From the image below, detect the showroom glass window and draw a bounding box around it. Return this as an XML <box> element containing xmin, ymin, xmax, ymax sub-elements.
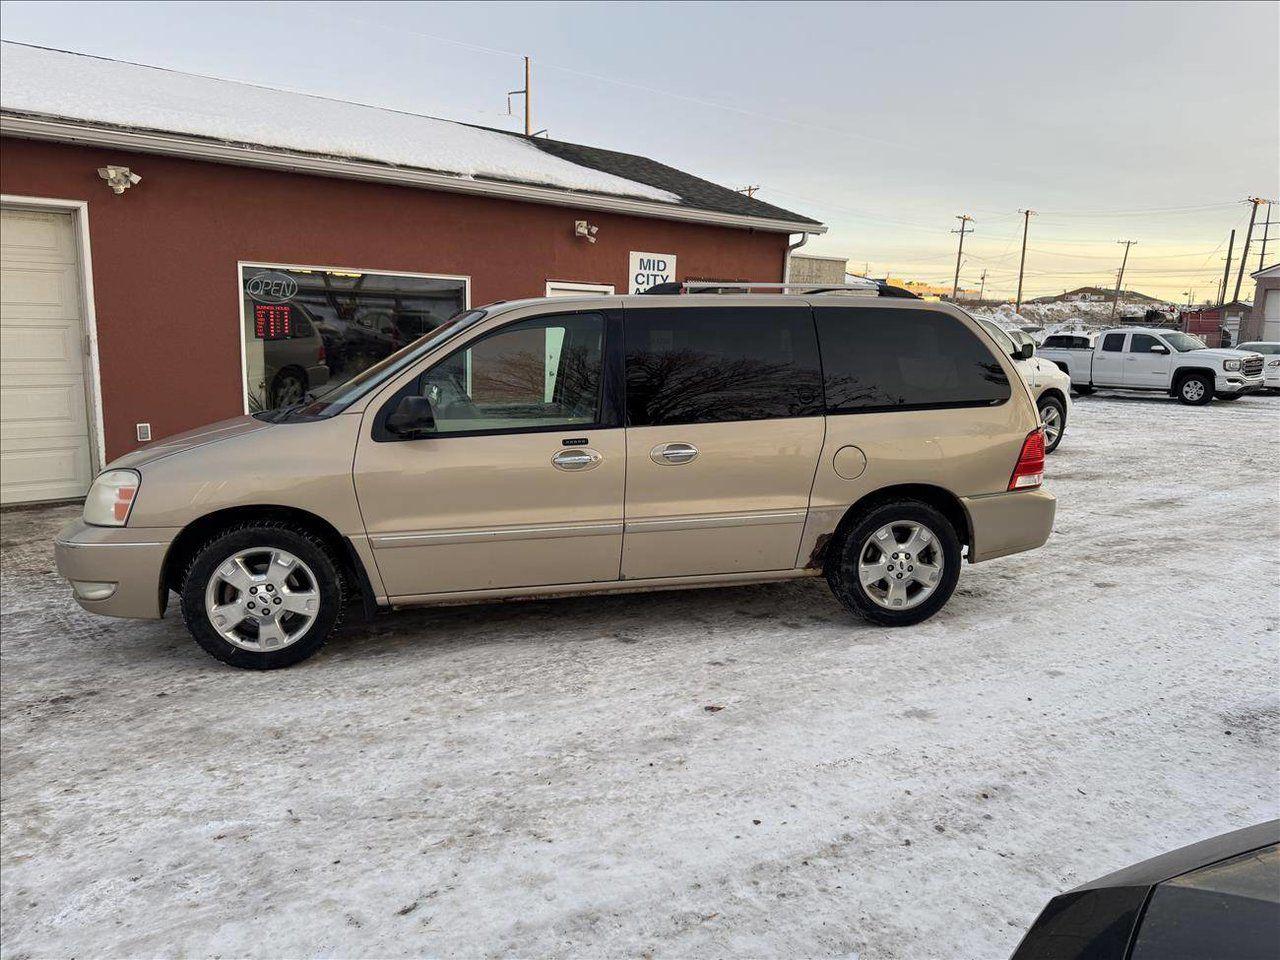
<box><xmin>624</xmin><ymin>307</ymin><xmax>823</xmax><ymax>426</ymax></box>
<box><xmin>240</xmin><ymin>265</ymin><xmax>467</xmax><ymax>411</ymax></box>
<box><xmin>814</xmin><ymin>307</ymin><xmax>1010</xmax><ymax>413</ymax></box>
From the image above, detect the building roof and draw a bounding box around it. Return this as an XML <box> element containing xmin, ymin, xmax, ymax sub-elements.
<box><xmin>0</xmin><ymin>41</ymin><xmax>823</xmax><ymax>234</ymax></box>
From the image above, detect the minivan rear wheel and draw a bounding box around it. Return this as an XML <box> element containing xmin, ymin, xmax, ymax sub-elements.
<box><xmin>179</xmin><ymin>523</ymin><xmax>344</xmax><ymax>669</ymax></box>
<box><xmin>827</xmin><ymin>500</ymin><xmax>962</xmax><ymax>627</ymax></box>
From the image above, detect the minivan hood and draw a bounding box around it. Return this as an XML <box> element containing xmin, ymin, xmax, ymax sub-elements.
<box><xmin>109</xmin><ymin>416</ymin><xmax>271</xmax><ymax>471</ymax></box>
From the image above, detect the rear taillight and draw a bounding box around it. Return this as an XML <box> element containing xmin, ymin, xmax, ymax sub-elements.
<box><xmin>317</xmin><ymin>343</ymin><xmax>326</xmax><ymax>363</ymax></box>
<box><xmin>1008</xmin><ymin>428</ymin><xmax>1045</xmax><ymax>490</ymax></box>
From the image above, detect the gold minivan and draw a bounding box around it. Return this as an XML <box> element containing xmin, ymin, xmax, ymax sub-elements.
<box><xmin>55</xmin><ymin>287</ymin><xmax>1055</xmax><ymax>669</ymax></box>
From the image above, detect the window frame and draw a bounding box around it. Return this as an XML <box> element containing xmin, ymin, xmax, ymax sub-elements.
<box><xmin>815</xmin><ymin>304</ymin><xmax>1012</xmax><ymax>417</ymax></box>
<box><xmin>371</xmin><ymin>309</ymin><xmax>624</xmax><ymax>442</ymax></box>
<box><xmin>237</xmin><ymin>260</ymin><xmax>471</xmax><ymax>415</ymax></box>
<box><xmin>1101</xmin><ymin>332</ymin><xmax>1128</xmax><ymax>352</ymax></box>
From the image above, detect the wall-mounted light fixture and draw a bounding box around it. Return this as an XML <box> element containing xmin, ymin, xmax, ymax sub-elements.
<box><xmin>574</xmin><ymin>220</ymin><xmax>598</xmax><ymax>244</ymax></box>
<box><xmin>98</xmin><ymin>165</ymin><xmax>141</xmax><ymax>195</ymax></box>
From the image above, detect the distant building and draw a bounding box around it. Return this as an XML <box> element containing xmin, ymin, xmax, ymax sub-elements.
<box><xmin>884</xmin><ymin>277</ymin><xmax>980</xmax><ymax>301</ymax></box>
<box><xmin>1245</xmin><ymin>264</ymin><xmax>1279</xmax><ymax>341</ymax></box>
<box><xmin>1180</xmin><ymin>301</ymin><xmax>1252</xmax><ymax>348</ymax></box>
<box><xmin>788</xmin><ymin>253</ymin><xmax>848</xmax><ymax>285</ymax></box>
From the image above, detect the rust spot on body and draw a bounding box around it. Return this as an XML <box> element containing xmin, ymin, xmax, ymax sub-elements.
<box><xmin>806</xmin><ymin>533</ymin><xmax>833</xmax><ymax>570</ymax></box>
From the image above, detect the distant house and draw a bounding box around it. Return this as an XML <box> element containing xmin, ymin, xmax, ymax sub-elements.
<box><xmin>788</xmin><ymin>253</ymin><xmax>848</xmax><ymax>285</ymax></box>
<box><xmin>1180</xmin><ymin>301</ymin><xmax>1252</xmax><ymax>348</ymax></box>
<box><xmin>1245</xmin><ymin>264</ymin><xmax>1280</xmax><ymax>341</ymax></box>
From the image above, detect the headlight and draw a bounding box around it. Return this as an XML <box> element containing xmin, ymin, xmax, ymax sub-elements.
<box><xmin>1222</xmin><ymin>359</ymin><xmax>1240</xmax><ymax>372</ymax></box>
<box><xmin>84</xmin><ymin>469</ymin><xmax>141</xmax><ymax>526</ymax></box>
<box><xmin>1268</xmin><ymin>359</ymin><xmax>1280</xmax><ymax>367</ymax></box>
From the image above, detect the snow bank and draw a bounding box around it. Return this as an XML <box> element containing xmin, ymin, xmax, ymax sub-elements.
<box><xmin>0</xmin><ymin>43</ymin><xmax>679</xmax><ymax>203</ymax></box>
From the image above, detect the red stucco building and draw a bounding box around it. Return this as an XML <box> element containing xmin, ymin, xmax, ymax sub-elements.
<box><xmin>0</xmin><ymin>42</ymin><xmax>824</xmax><ymax>503</ymax></box>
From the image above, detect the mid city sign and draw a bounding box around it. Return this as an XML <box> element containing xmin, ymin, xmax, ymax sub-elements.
<box><xmin>629</xmin><ymin>251</ymin><xmax>677</xmax><ymax>294</ymax></box>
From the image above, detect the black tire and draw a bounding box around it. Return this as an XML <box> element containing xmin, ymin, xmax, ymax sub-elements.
<box><xmin>270</xmin><ymin>368</ymin><xmax>306</xmax><ymax>408</ymax></box>
<box><xmin>1176</xmin><ymin>372</ymin><xmax>1214</xmax><ymax>405</ymax></box>
<box><xmin>1072</xmin><ymin>384</ymin><xmax>1094</xmax><ymax>396</ymax></box>
<box><xmin>826</xmin><ymin>500</ymin><xmax>962</xmax><ymax>627</ymax></box>
<box><xmin>1214</xmin><ymin>392</ymin><xmax>1242</xmax><ymax>401</ymax></box>
<box><xmin>179</xmin><ymin>522</ymin><xmax>345</xmax><ymax>669</ymax></box>
<box><xmin>1037</xmin><ymin>395</ymin><xmax>1067</xmax><ymax>454</ymax></box>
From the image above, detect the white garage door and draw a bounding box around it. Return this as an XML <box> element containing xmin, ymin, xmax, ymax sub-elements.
<box><xmin>1</xmin><ymin>207</ymin><xmax>95</xmax><ymax>504</ymax></box>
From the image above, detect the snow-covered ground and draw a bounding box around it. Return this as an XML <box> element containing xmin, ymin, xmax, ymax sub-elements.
<box><xmin>2</xmin><ymin>393</ymin><xmax>1277</xmax><ymax>959</ymax></box>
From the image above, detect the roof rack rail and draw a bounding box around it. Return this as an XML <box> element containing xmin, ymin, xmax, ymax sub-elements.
<box><xmin>639</xmin><ymin>280</ymin><xmax>920</xmax><ymax>299</ymax></box>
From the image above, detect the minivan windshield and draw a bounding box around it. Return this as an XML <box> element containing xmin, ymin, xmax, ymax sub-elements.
<box><xmin>1162</xmin><ymin>332</ymin><xmax>1207</xmax><ymax>353</ymax></box>
<box><xmin>258</xmin><ymin>308</ymin><xmax>488</xmax><ymax>421</ymax></box>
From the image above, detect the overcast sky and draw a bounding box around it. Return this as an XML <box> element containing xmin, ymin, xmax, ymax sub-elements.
<box><xmin>2</xmin><ymin>0</ymin><xmax>1276</xmax><ymax>301</ymax></box>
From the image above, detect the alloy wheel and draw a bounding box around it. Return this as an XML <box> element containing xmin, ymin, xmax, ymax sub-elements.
<box><xmin>204</xmin><ymin>547</ymin><xmax>321</xmax><ymax>652</ymax></box>
<box><xmin>1040</xmin><ymin>404</ymin><xmax>1062</xmax><ymax>447</ymax></box>
<box><xmin>857</xmin><ymin>521</ymin><xmax>945</xmax><ymax>610</ymax></box>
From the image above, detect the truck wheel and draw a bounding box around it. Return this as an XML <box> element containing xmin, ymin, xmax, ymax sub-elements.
<box><xmin>180</xmin><ymin>522</ymin><xmax>345</xmax><ymax>669</ymax></box>
<box><xmin>826</xmin><ymin>500</ymin><xmax>962</xmax><ymax>627</ymax></box>
<box><xmin>1176</xmin><ymin>373</ymin><xmax>1213</xmax><ymax>405</ymax></box>
<box><xmin>1038</xmin><ymin>396</ymin><xmax>1066</xmax><ymax>454</ymax></box>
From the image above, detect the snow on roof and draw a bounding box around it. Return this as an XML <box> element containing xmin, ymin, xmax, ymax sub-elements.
<box><xmin>0</xmin><ymin>42</ymin><xmax>679</xmax><ymax>204</ymax></box>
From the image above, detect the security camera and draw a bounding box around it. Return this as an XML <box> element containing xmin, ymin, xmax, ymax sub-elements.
<box><xmin>574</xmin><ymin>220</ymin><xmax>599</xmax><ymax>243</ymax></box>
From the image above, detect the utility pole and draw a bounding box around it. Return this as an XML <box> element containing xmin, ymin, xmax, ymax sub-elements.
<box><xmin>1233</xmin><ymin>197</ymin><xmax>1265</xmax><ymax>302</ymax></box>
<box><xmin>1111</xmin><ymin>240</ymin><xmax>1136</xmax><ymax>318</ymax></box>
<box><xmin>1219</xmin><ymin>229</ymin><xmax>1235</xmax><ymax>305</ymax></box>
<box><xmin>737</xmin><ymin>185</ymin><xmax>760</xmax><ymax>198</ymax></box>
<box><xmin>978</xmin><ymin>269</ymin><xmax>987</xmax><ymax>301</ymax></box>
<box><xmin>1015</xmin><ymin>209</ymin><xmax>1035</xmax><ymax>313</ymax></box>
<box><xmin>1258</xmin><ymin>201</ymin><xmax>1273</xmax><ymax>271</ymax></box>
<box><xmin>951</xmin><ymin>214</ymin><xmax>974</xmax><ymax>300</ymax></box>
<box><xmin>508</xmin><ymin>56</ymin><xmax>531</xmax><ymax>135</ymax></box>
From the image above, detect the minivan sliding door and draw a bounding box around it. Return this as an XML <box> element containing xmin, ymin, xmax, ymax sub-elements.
<box><xmin>620</xmin><ymin>305</ymin><xmax>825</xmax><ymax>579</ymax></box>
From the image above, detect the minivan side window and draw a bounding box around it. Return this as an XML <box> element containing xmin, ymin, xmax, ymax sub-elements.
<box><xmin>378</xmin><ymin>312</ymin><xmax>605</xmax><ymax>438</ymax></box>
<box><xmin>814</xmin><ymin>307</ymin><xmax>1010</xmax><ymax>414</ymax></box>
<box><xmin>1102</xmin><ymin>333</ymin><xmax>1126</xmax><ymax>352</ymax></box>
<box><xmin>624</xmin><ymin>307</ymin><xmax>823</xmax><ymax>426</ymax></box>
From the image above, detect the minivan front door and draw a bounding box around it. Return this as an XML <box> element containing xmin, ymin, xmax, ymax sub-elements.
<box><xmin>354</xmin><ymin>311</ymin><xmax>625</xmax><ymax>597</ymax></box>
<box><xmin>620</xmin><ymin>305</ymin><xmax>825</xmax><ymax>580</ymax></box>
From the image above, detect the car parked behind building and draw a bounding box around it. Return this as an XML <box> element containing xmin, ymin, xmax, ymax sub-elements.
<box><xmin>55</xmin><ymin>287</ymin><xmax>1055</xmax><ymax>669</ymax></box>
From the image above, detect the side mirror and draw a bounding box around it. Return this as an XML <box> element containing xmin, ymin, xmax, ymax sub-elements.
<box><xmin>1015</xmin><ymin>342</ymin><xmax>1035</xmax><ymax>361</ymax></box>
<box><xmin>1150</xmin><ymin>344</ymin><xmax>1169</xmax><ymax>354</ymax></box>
<box><xmin>385</xmin><ymin>394</ymin><xmax>435</xmax><ymax>438</ymax></box>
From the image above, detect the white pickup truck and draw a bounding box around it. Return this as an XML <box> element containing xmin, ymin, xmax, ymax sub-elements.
<box><xmin>1038</xmin><ymin>327</ymin><xmax>1266</xmax><ymax>406</ymax></box>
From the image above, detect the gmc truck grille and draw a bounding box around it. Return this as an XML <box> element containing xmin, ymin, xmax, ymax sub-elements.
<box><xmin>1243</xmin><ymin>356</ymin><xmax>1264</xmax><ymax>377</ymax></box>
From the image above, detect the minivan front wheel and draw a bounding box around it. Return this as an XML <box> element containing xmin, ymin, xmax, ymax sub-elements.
<box><xmin>180</xmin><ymin>523</ymin><xmax>344</xmax><ymax>669</ymax></box>
<box><xmin>827</xmin><ymin>501</ymin><xmax>962</xmax><ymax>627</ymax></box>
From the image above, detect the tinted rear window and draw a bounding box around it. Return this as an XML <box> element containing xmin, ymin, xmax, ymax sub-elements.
<box><xmin>1102</xmin><ymin>333</ymin><xmax>1126</xmax><ymax>352</ymax></box>
<box><xmin>624</xmin><ymin>307</ymin><xmax>823</xmax><ymax>426</ymax></box>
<box><xmin>814</xmin><ymin>307</ymin><xmax>1010</xmax><ymax>414</ymax></box>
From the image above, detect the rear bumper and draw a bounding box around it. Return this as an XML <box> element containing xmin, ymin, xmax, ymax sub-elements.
<box><xmin>54</xmin><ymin>519</ymin><xmax>177</xmax><ymax>619</ymax></box>
<box><xmin>962</xmin><ymin>489</ymin><xmax>1056</xmax><ymax>563</ymax></box>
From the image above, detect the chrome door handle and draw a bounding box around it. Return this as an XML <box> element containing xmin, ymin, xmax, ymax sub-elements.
<box><xmin>552</xmin><ymin>448</ymin><xmax>602</xmax><ymax>471</ymax></box>
<box><xmin>650</xmin><ymin>442</ymin><xmax>699</xmax><ymax>465</ymax></box>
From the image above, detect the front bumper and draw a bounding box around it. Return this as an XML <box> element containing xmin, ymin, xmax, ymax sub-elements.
<box><xmin>1215</xmin><ymin>373</ymin><xmax>1265</xmax><ymax>394</ymax></box>
<box><xmin>54</xmin><ymin>519</ymin><xmax>178</xmax><ymax>619</ymax></box>
<box><xmin>962</xmin><ymin>489</ymin><xmax>1057</xmax><ymax>563</ymax></box>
